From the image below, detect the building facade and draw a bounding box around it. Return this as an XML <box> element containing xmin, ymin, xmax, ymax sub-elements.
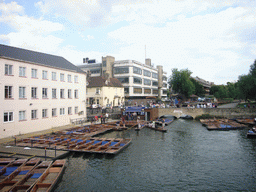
<box><xmin>78</xmin><ymin>56</ymin><xmax>168</xmax><ymax>104</ymax></box>
<box><xmin>0</xmin><ymin>44</ymin><xmax>87</xmax><ymax>139</ymax></box>
<box><xmin>87</xmin><ymin>76</ymin><xmax>124</xmax><ymax>107</ymax></box>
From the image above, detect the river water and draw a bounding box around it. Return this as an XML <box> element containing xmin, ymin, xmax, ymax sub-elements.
<box><xmin>55</xmin><ymin>119</ymin><xmax>256</xmax><ymax>192</ymax></box>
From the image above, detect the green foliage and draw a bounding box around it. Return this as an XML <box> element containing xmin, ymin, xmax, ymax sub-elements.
<box><xmin>190</xmin><ymin>78</ymin><xmax>205</xmax><ymax>96</ymax></box>
<box><xmin>169</xmin><ymin>68</ymin><xmax>195</xmax><ymax>98</ymax></box>
<box><xmin>195</xmin><ymin>114</ymin><xmax>224</xmax><ymax>121</ymax></box>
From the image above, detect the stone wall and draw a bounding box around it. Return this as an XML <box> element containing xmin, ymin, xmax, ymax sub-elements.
<box><xmin>159</xmin><ymin>108</ymin><xmax>256</xmax><ymax>119</ymax></box>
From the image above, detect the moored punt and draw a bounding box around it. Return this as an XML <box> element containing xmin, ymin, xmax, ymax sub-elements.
<box><xmin>29</xmin><ymin>159</ymin><xmax>66</xmax><ymax>192</ymax></box>
<box><xmin>73</xmin><ymin>138</ymin><xmax>97</xmax><ymax>151</ymax></box>
<box><xmin>0</xmin><ymin>158</ymin><xmax>41</xmax><ymax>191</ymax></box>
<box><xmin>9</xmin><ymin>161</ymin><xmax>52</xmax><ymax>192</ymax></box>
<box><xmin>92</xmin><ymin>139</ymin><xmax>123</xmax><ymax>154</ymax></box>
<box><xmin>105</xmin><ymin>139</ymin><xmax>132</xmax><ymax>155</ymax></box>
<box><xmin>149</xmin><ymin>126</ymin><xmax>167</xmax><ymax>132</ymax></box>
<box><xmin>0</xmin><ymin>158</ymin><xmax>16</xmax><ymax>172</ymax></box>
<box><xmin>77</xmin><ymin>138</ymin><xmax>108</xmax><ymax>152</ymax></box>
<box><xmin>247</xmin><ymin>129</ymin><xmax>256</xmax><ymax>138</ymax></box>
<box><xmin>236</xmin><ymin>118</ymin><xmax>255</xmax><ymax>126</ymax></box>
<box><xmin>83</xmin><ymin>138</ymin><xmax>115</xmax><ymax>153</ymax></box>
<box><xmin>0</xmin><ymin>159</ymin><xmax>28</xmax><ymax>183</ymax></box>
<box><xmin>201</xmin><ymin>119</ymin><xmax>248</xmax><ymax>130</ymax></box>
<box><xmin>135</xmin><ymin>122</ymin><xmax>146</xmax><ymax>131</ymax></box>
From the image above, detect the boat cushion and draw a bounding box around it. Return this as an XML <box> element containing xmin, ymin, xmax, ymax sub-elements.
<box><xmin>31</xmin><ymin>173</ymin><xmax>43</xmax><ymax>178</ymax></box>
<box><xmin>110</xmin><ymin>142</ymin><xmax>118</xmax><ymax>146</ymax></box>
<box><xmin>19</xmin><ymin>170</ymin><xmax>29</xmax><ymax>175</ymax></box>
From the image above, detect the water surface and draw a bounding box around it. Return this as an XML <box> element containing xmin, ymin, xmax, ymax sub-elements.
<box><xmin>55</xmin><ymin>119</ymin><xmax>256</xmax><ymax>191</ymax></box>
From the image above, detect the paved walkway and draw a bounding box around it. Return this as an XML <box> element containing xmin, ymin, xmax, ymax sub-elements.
<box><xmin>218</xmin><ymin>102</ymin><xmax>239</xmax><ymax>108</ymax></box>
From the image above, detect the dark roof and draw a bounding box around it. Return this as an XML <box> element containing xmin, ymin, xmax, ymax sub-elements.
<box><xmin>0</xmin><ymin>44</ymin><xmax>85</xmax><ymax>73</ymax></box>
<box><xmin>87</xmin><ymin>76</ymin><xmax>123</xmax><ymax>88</ymax></box>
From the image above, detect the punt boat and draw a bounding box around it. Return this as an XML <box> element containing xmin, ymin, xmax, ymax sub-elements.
<box><xmin>79</xmin><ymin>138</ymin><xmax>108</xmax><ymax>152</ymax></box>
<box><xmin>0</xmin><ymin>158</ymin><xmax>16</xmax><ymax>172</ymax></box>
<box><xmin>9</xmin><ymin>161</ymin><xmax>52</xmax><ymax>192</ymax></box>
<box><xmin>29</xmin><ymin>159</ymin><xmax>66</xmax><ymax>192</ymax></box>
<box><xmin>92</xmin><ymin>139</ymin><xmax>123</xmax><ymax>154</ymax></box>
<box><xmin>83</xmin><ymin>138</ymin><xmax>115</xmax><ymax>153</ymax></box>
<box><xmin>0</xmin><ymin>158</ymin><xmax>41</xmax><ymax>191</ymax></box>
<box><xmin>247</xmin><ymin>129</ymin><xmax>256</xmax><ymax>138</ymax></box>
<box><xmin>105</xmin><ymin>139</ymin><xmax>132</xmax><ymax>155</ymax></box>
<box><xmin>0</xmin><ymin>159</ymin><xmax>28</xmax><ymax>183</ymax></box>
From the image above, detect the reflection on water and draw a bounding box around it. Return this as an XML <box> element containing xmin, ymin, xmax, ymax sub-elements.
<box><xmin>55</xmin><ymin>119</ymin><xmax>256</xmax><ymax>192</ymax></box>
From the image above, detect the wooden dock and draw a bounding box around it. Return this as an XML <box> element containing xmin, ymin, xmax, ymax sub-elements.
<box><xmin>0</xmin><ymin>145</ymin><xmax>69</xmax><ymax>160</ymax></box>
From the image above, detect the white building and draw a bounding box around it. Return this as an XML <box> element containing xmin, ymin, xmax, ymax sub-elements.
<box><xmin>78</xmin><ymin>56</ymin><xmax>168</xmax><ymax>102</ymax></box>
<box><xmin>0</xmin><ymin>44</ymin><xmax>87</xmax><ymax>139</ymax></box>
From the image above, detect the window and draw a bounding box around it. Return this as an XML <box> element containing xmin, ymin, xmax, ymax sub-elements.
<box><xmin>31</xmin><ymin>69</ymin><xmax>37</xmax><ymax>78</ymax></box>
<box><xmin>74</xmin><ymin>76</ymin><xmax>78</xmax><ymax>83</ymax></box>
<box><xmin>144</xmin><ymin>79</ymin><xmax>151</xmax><ymax>86</ymax></box>
<box><xmin>153</xmin><ymin>89</ymin><xmax>158</xmax><ymax>94</ymax></box>
<box><xmin>19</xmin><ymin>67</ymin><xmax>26</xmax><ymax>77</ymax></box>
<box><xmin>163</xmin><ymin>83</ymin><xmax>167</xmax><ymax>88</ymax></box>
<box><xmin>60</xmin><ymin>89</ymin><xmax>65</xmax><ymax>98</ymax></box>
<box><xmin>68</xmin><ymin>89</ymin><xmax>72</xmax><ymax>99</ymax></box>
<box><xmin>19</xmin><ymin>87</ymin><xmax>26</xmax><ymax>99</ymax></box>
<box><xmin>4</xmin><ymin>112</ymin><xmax>13</xmax><ymax>122</ymax></box>
<box><xmin>42</xmin><ymin>109</ymin><xmax>48</xmax><ymax>118</ymax></box>
<box><xmin>52</xmin><ymin>88</ymin><xmax>57</xmax><ymax>99</ymax></box>
<box><xmin>144</xmin><ymin>89</ymin><xmax>151</xmax><ymax>94</ymax></box>
<box><xmin>60</xmin><ymin>73</ymin><xmax>64</xmax><ymax>81</ymax></box>
<box><xmin>31</xmin><ymin>87</ymin><xmax>37</xmax><ymax>99</ymax></box>
<box><xmin>74</xmin><ymin>90</ymin><xmax>78</xmax><ymax>98</ymax></box>
<box><xmin>91</xmin><ymin>69</ymin><xmax>101</xmax><ymax>74</ymax></box>
<box><xmin>152</xmin><ymin>73</ymin><xmax>158</xmax><ymax>79</ymax></box>
<box><xmin>52</xmin><ymin>72</ymin><xmax>57</xmax><ymax>81</ymax></box>
<box><xmin>19</xmin><ymin>111</ymin><xmax>26</xmax><ymax>121</ymax></box>
<box><xmin>75</xmin><ymin>106</ymin><xmax>78</xmax><ymax>114</ymax></box>
<box><xmin>5</xmin><ymin>64</ymin><xmax>13</xmax><ymax>75</ymax></box>
<box><xmin>114</xmin><ymin>67</ymin><xmax>129</xmax><ymax>74</ymax></box>
<box><xmin>97</xmin><ymin>99</ymin><xmax>99</xmax><ymax>104</ymax></box>
<box><xmin>163</xmin><ymin>76</ymin><xmax>167</xmax><ymax>81</ymax></box>
<box><xmin>143</xmin><ymin>70</ymin><xmax>151</xmax><ymax>77</ymax></box>
<box><xmin>102</xmin><ymin>61</ymin><xmax>106</xmax><ymax>67</ymax></box>
<box><xmin>60</xmin><ymin>108</ymin><xmax>65</xmax><ymax>115</ymax></box>
<box><xmin>117</xmin><ymin>77</ymin><xmax>129</xmax><ymax>83</ymax></box>
<box><xmin>42</xmin><ymin>88</ymin><xmax>48</xmax><ymax>98</ymax></box>
<box><xmin>133</xmin><ymin>77</ymin><xmax>142</xmax><ymax>84</ymax></box>
<box><xmin>42</xmin><ymin>70</ymin><xmax>48</xmax><ymax>79</ymax></box>
<box><xmin>134</xmin><ymin>88</ymin><xmax>142</xmax><ymax>94</ymax></box>
<box><xmin>5</xmin><ymin>86</ymin><xmax>13</xmax><ymax>99</ymax></box>
<box><xmin>124</xmin><ymin>87</ymin><xmax>129</xmax><ymax>94</ymax></box>
<box><xmin>133</xmin><ymin>67</ymin><xmax>142</xmax><ymax>75</ymax></box>
<box><xmin>52</xmin><ymin>108</ymin><xmax>57</xmax><ymax>117</ymax></box>
<box><xmin>163</xmin><ymin>90</ymin><xmax>167</xmax><ymax>94</ymax></box>
<box><xmin>152</xmin><ymin>81</ymin><xmax>158</xmax><ymax>86</ymax></box>
<box><xmin>68</xmin><ymin>107</ymin><xmax>72</xmax><ymax>115</ymax></box>
<box><xmin>31</xmin><ymin>110</ymin><xmax>37</xmax><ymax>119</ymax></box>
<box><xmin>68</xmin><ymin>75</ymin><xmax>72</xmax><ymax>82</ymax></box>
<box><xmin>96</xmin><ymin>88</ymin><xmax>100</xmax><ymax>94</ymax></box>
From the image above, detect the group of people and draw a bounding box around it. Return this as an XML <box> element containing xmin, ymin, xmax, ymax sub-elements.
<box><xmin>90</xmin><ymin>113</ymin><xmax>109</xmax><ymax>125</ymax></box>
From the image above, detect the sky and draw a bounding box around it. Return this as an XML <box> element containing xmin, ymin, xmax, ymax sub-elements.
<box><xmin>1</xmin><ymin>0</ymin><xmax>256</xmax><ymax>85</ymax></box>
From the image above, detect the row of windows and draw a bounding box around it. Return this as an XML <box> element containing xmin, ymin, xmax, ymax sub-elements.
<box><xmin>124</xmin><ymin>87</ymin><xmax>159</xmax><ymax>94</ymax></box>
<box><xmin>113</xmin><ymin>66</ymin><xmax>158</xmax><ymax>79</ymax></box>
<box><xmin>4</xmin><ymin>64</ymin><xmax>79</xmax><ymax>83</ymax></box>
<box><xmin>4</xmin><ymin>86</ymin><xmax>79</xmax><ymax>99</ymax></box>
<box><xmin>3</xmin><ymin>107</ymin><xmax>80</xmax><ymax>122</ymax></box>
<box><xmin>117</xmin><ymin>77</ymin><xmax>158</xmax><ymax>86</ymax></box>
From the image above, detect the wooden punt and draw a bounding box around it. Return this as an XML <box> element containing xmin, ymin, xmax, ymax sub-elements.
<box><xmin>0</xmin><ymin>158</ymin><xmax>16</xmax><ymax>172</ymax></box>
<box><xmin>10</xmin><ymin>161</ymin><xmax>52</xmax><ymax>192</ymax></box>
<box><xmin>236</xmin><ymin>118</ymin><xmax>255</xmax><ymax>126</ymax></box>
<box><xmin>73</xmin><ymin>138</ymin><xmax>97</xmax><ymax>151</ymax></box>
<box><xmin>92</xmin><ymin>139</ymin><xmax>123</xmax><ymax>154</ymax></box>
<box><xmin>105</xmin><ymin>139</ymin><xmax>132</xmax><ymax>155</ymax></box>
<box><xmin>29</xmin><ymin>159</ymin><xmax>66</xmax><ymax>192</ymax></box>
<box><xmin>247</xmin><ymin>129</ymin><xmax>256</xmax><ymax>138</ymax></box>
<box><xmin>78</xmin><ymin>138</ymin><xmax>108</xmax><ymax>152</ymax></box>
<box><xmin>0</xmin><ymin>158</ymin><xmax>41</xmax><ymax>191</ymax></box>
<box><xmin>0</xmin><ymin>159</ymin><xmax>28</xmax><ymax>183</ymax></box>
<box><xmin>83</xmin><ymin>138</ymin><xmax>115</xmax><ymax>153</ymax></box>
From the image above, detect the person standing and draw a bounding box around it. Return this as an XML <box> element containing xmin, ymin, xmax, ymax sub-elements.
<box><xmin>106</xmin><ymin>113</ymin><xmax>109</xmax><ymax>122</ymax></box>
<box><xmin>121</xmin><ymin>115</ymin><xmax>125</xmax><ymax>128</ymax></box>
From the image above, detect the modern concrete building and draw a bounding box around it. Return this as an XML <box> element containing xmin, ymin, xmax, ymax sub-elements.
<box><xmin>78</xmin><ymin>56</ymin><xmax>168</xmax><ymax>105</ymax></box>
<box><xmin>192</xmin><ymin>76</ymin><xmax>214</xmax><ymax>95</ymax></box>
<box><xmin>87</xmin><ymin>76</ymin><xmax>124</xmax><ymax>107</ymax></box>
<box><xmin>0</xmin><ymin>44</ymin><xmax>87</xmax><ymax>139</ymax></box>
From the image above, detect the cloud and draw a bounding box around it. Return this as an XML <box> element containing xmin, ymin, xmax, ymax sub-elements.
<box><xmin>0</xmin><ymin>1</ymin><xmax>24</xmax><ymax>14</ymax></box>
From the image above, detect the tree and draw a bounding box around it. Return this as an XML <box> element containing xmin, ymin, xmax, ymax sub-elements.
<box><xmin>190</xmin><ymin>78</ymin><xmax>205</xmax><ymax>96</ymax></box>
<box><xmin>169</xmin><ymin>68</ymin><xmax>195</xmax><ymax>98</ymax></box>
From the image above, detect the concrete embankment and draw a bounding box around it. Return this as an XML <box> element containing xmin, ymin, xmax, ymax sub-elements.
<box><xmin>159</xmin><ymin>108</ymin><xmax>256</xmax><ymax>119</ymax></box>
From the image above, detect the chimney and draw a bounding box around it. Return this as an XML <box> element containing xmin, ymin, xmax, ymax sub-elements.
<box><xmin>145</xmin><ymin>58</ymin><xmax>151</xmax><ymax>66</ymax></box>
<box><xmin>83</xmin><ymin>57</ymin><xmax>89</xmax><ymax>63</ymax></box>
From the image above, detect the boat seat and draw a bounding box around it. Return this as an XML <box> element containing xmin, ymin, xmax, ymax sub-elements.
<box><xmin>18</xmin><ymin>170</ymin><xmax>29</xmax><ymax>175</ymax></box>
<box><xmin>31</xmin><ymin>173</ymin><xmax>43</xmax><ymax>178</ymax></box>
